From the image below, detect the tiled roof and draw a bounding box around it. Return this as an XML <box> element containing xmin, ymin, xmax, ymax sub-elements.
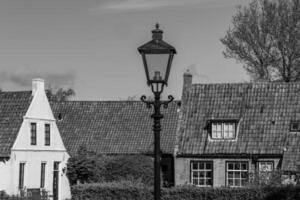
<box><xmin>282</xmin><ymin>134</ymin><xmax>300</xmax><ymax>171</ymax></box>
<box><xmin>51</xmin><ymin>101</ymin><xmax>179</xmax><ymax>156</ymax></box>
<box><xmin>177</xmin><ymin>82</ymin><xmax>300</xmax><ymax>162</ymax></box>
<box><xmin>0</xmin><ymin>91</ymin><xmax>32</xmax><ymax>157</ymax></box>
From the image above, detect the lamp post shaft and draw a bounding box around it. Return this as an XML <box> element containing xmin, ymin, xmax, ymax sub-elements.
<box><xmin>152</xmin><ymin>92</ymin><xmax>163</xmax><ymax>200</ymax></box>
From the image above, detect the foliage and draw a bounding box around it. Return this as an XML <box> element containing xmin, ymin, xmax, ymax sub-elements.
<box><xmin>71</xmin><ymin>183</ymin><xmax>300</xmax><ymax>200</ymax></box>
<box><xmin>66</xmin><ymin>147</ymin><xmax>154</xmax><ymax>186</ymax></box>
<box><xmin>46</xmin><ymin>88</ymin><xmax>75</xmax><ymax>102</ymax></box>
<box><xmin>0</xmin><ymin>190</ymin><xmax>8</xmax><ymax>198</ymax></box>
<box><xmin>221</xmin><ymin>0</ymin><xmax>300</xmax><ymax>82</ymax></box>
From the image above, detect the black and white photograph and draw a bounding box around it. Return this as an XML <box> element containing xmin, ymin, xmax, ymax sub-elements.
<box><xmin>0</xmin><ymin>0</ymin><xmax>299</xmax><ymax>200</ymax></box>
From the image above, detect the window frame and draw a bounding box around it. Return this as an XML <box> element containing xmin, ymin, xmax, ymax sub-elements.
<box><xmin>290</xmin><ymin>121</ymin><xmax>300</xmax><ymax>132</ymax></box>
<box><xmin>40</xmin><ymin>162</ymin><xmax>46</xmax><ymax>188</ymax></box>
<box><xmin>19</xmin><ymin>162</ymin><xmax>25</xmax><ymax>189</ymax></box>
<box><xmin>45</xmin><ymin>124</ymin><xmax>50</xmax><ymax>146</ymax></box>
<box><xmin>226</xmin><ymin>161</ymin><xmax>248</xmax><ymax>187</ymax></box>
<box><xmin>257</xmin><ymin>161</ymin><xmax>274</xmax><ymax>173</ymax></box>
<box><xmin>30</xmin><ymin>123</ymin><xmax>37</xmax><ymax>145</ymax></box>
<box><xmin>210</xmin><ymin>120</ymin><xmax>237</xmax><ymax>140</ymax></box>
<box><xmin>190</xmin><ymin>161</ymin><xmax>213</xmax><ymax>187</ymax></box>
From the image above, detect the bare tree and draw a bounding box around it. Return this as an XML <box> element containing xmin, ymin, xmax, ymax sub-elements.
<box><xmin>221</xmin><ymin>0</ymin><xmax>300</xmax><ymax>82</ymax></box>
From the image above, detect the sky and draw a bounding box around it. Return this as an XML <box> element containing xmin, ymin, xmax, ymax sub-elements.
<box><xmin>0</xmin><ymin>0</ymin><xmax>251</xmax><ymax>100</ymax></box>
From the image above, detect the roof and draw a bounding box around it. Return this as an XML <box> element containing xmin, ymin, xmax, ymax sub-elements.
<box><xmin>177</xmin><ymin>82</ymin><xmax>300</xmax><ymax>169</ymax></box>
<box><xmin>51</xmin><ymin>101</ymin><xmax>179</xmax><ymax>156</ymax></box>
<box><xmin>0</xmin><ymin>91</ymin><xmax>32</xmax><ymax>157</ymax></box>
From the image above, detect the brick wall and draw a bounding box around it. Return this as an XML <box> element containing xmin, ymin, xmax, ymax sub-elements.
<box><xmin>175</xmin><ymin>157</ymin><xmax>281</xmax><ymax>187</ymax></box>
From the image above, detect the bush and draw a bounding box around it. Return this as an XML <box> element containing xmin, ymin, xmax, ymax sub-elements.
<box><xmin>71</xmin><ymin>184</ymin><xmax>300</xmax><ymax>200</ymax></box>
<box><xmin>67</xmin><ymin>147</ymin><xmax>154</xmax><ymax>186</ymax></box>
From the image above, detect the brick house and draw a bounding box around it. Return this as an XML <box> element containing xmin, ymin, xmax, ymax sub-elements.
<box><xmin>175</xmin><ymin>72</ymin><xmax>300</xmax><ymax>187</ymax></box>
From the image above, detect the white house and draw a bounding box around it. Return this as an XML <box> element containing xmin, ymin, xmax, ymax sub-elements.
<box><xmin>0</xmin><ymin>79</ymin><xmax>71</xmax><ymax>200</ymax></box>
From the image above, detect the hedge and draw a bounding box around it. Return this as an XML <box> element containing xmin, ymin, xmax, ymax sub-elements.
<box><xmin>71</xmin><ymin>183</ymin><xmax>300</xmax><ymax>200</ymax></box>
<box><xmin>67</xmin><ymin>150</ymin><xmax>155</xmax><ymax>186</ymax></box>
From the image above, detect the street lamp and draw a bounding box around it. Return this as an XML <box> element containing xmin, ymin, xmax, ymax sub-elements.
<box><xmin>138</xmin><ymin>23</ymin><xmax>176</xmax><ymax>200</ymax></box>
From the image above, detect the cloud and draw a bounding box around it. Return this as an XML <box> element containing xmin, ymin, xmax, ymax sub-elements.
<box><xmin>0</xmin><ymin>67</ymin><xmax>76</xmax><ymax>89</ymax></box>
<box><xmin>184</xmin><ymin>64</ymin><xmax>210</xmax><ymax>81</ymax></box>
<box><xmin>95</xmin><ymin>0</ymin><xmax>203</xmax><ymax>12</ymax></box>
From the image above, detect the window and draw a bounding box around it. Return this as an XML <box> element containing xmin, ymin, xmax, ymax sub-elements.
<box><xmin>30</xmin><ymin>123</ymin><xmax>37</xmax><ymax>145</ymax></box>
<box><xmin>45</xmin><ymin>124</ymin><xmax>50</xmax><ymax>146</ymax></box>
<box><xmin>226</xmin><ymin>162</ymin><xmax>248</xmax><ymax>187</ymax></box>
<box><xmin>211</xmin><ymin>122</ymin><xmax>236</xmax><ymax>139</ymax></box>
<box><xmin>258</xmin><ymin>161</ymin><xmax>273</xmax><ymax>172</ymax></box>
<box><xmin>19</xmin><ymin>162</ymin><xmax>25</xmax><ymax>189</ymax></box>
<box><xmin>290</xmin><ymin>121</ymin><xmax>300</xmax><ymax>132</ymax></box>
<box><xmin>41</xmin><ymin>162</ymin><xmax>46</xmax><ymax>188</ymax></box>
<box><xmin>258</xmin><ymin>161</ymin><xmax>274</xmax><ymax>183</ymax></box>
<box><xmin>191</xmin><ymin>161</ymin><xmax>213</xmax><ymax>187</ymax></box>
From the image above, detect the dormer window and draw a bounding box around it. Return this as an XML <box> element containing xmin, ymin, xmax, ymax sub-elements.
<box><xmin>290</xmin><ymin>121</ymin><xmax>300</xmax><ymax>132</ymax></box>
<box><xmin>210</xmin><ymin>120</ymin><xmax>237</xmax><ymax>140</ymax></box>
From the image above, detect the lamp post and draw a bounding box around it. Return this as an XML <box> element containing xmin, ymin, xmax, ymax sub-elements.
<box><xmin>138</xmin><ymin>24</ymin><xmax>176</xmax><ymax>200</ymax></box>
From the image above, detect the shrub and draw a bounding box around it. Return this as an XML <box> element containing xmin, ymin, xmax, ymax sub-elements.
<box><xmin>71</xmin><ymin>184</ymin><xmax>300</xmax><ymax>200</ymax></box>
<box><xmin>67</xmin><ymin>147</ymin><xmax>154</xmax><ymax>186</ymax></box>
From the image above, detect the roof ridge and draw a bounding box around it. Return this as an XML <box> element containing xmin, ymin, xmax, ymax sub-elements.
<box><xmin>52</xmin><ymin>100</ymin><xmax>181</xmax><ymax>103</ymax></box>
<box><xmin>191</xmin><ymin>81</ymin><xmax>300</xmax><ymax>86</ymax></box>
<box><xmin>0</xmin><ymin>90</ymin><xmax>31</xmax><ymax>93</ymax></box>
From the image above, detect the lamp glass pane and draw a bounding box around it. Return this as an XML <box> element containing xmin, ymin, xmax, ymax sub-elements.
<box><xmin>145</xmin><ymin>54</ymin><xmax>169</xmax><ymax>81</ymax></box>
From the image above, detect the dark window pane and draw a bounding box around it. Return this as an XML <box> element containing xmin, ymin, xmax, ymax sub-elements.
<box><xmin>193</xmin><ymin>172</ymin><xmax>198</xmax><ymax>178</ymax></box>
<box><xmin>192</xmin><ymin>179</ymin><xmax>198</xmax><ymax>185</ymax></box>
<box><xmin>228</xmin><ymin>179</ymin><xmax>233</xmax><ymax>186</ymax></box>
<box><xmin>45</xmin><ymin>124</ymin><xmax>50</xmax><ymax>146</ymax></box>
<box><xmin>206</xmin><ymin>163</ymin><xmax>212</xmax><ymax>169</ymax></box>
<box><xmin>207</xmin><ymin>171</ymin><xmax>212</xmax><ymax>178</ymax></box>
<box><xmin>234</xmin><ymin>178</ymin><xmax>240</xmax><ymax>186</ymax></box>
<box><xmin>31</xmin><ymin>123</ymin><xmax>37</xmax><ymax>145</ymax></box>
<box><xmin>206</xmin><ymin>179</ymin><xmax>212</xmax><ymax>186</ymax></box>
<box><xmin>19</xmin><ymin>163</ymin><xmax>25</xmax><ymax>189</ymax></box>
<box><xmin>228</xmin><ymin>163</ymin><xmax>234</xmax><ymax>170</ymax></box>
<box><xmin>40</xmin><ymin>163</ymin><xmax>46</xmax><ymax>188</ymax></box>
<box><xmin>235</xmin><ymin>163</ymin><xmax>240</xmax><ymax>170</ymax></box>
<box><xmin>192</xmin><ymin>163</ymin><xmax>198</xmax><ymax>170</ymax></box>
<box><xmin>241</xmin><ymin>172</ymin><xmax>248</xmax><ymax>179</ymax></box>
<box><xmin>199</xmin><ymin>162</ymin><xmax>205</xmax><ymax>169</ymax></box>
<box><xmin>228</xmin><ymin>172</ymin><xmax>233</xmax><ymax>179</ymax></box>
<box><xmin>234</xmin><ymin>172</ymin><xmax>240</xmax><ymax>179</ymax></box>
<box><xmin>241</xmin><ymin>163</ymin><xmax>248</xmax><ymax>170</ymax></box>
<box><xmin>199</xmin><ymin>179</ymin><xmax>205</xmax><ymax>186</ymax></box>
<box><xmin>199</xmin><ymin>172</ymin><xmax>205</xmax><ymax>178</ymax></box>
<box><xmin>241</xmin><ymin>179</ymin><xmax>247</xmax><ymax>186</ymax></box>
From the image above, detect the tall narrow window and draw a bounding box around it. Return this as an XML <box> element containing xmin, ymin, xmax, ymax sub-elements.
<box><xmin>45</xmin><ymin>124</ymin><xmax>50</xmax><ymax>146</ymax></box>
<box><xmin>30</xmin><ymin>123</ymin><xmax>37</xmax><ymax>145</ymax></box>
<box><xmin>19</xmin><ymin>162</ymin><xmax>25</xmax><ymax>189</ymax></box>
<box><xmin>41</xmin><ymin>162</ymin><xmax>46</xmax><ymax>188</ymax></box>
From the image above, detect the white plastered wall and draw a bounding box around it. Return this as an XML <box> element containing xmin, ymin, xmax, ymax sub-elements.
<box><xmin>0</xmin><ymin>79</ymin><xmax>72</xmax><ymax>200</ymax></box>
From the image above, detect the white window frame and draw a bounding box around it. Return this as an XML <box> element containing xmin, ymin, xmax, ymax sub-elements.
<box><xmin>40</xmin><ymin>162</ymin><xmax>47</xmax><ymax>188</ymax></box>
<box><xmin>258</xmin><ymin>161</ymin><xmax>274</xmax><ymax>173</ymax></box>
<box><xmin>19</xmin><ymin>162</ymin><xmax>26</xmax><ymax>189</ymax></box>
<box><xmin>211</xmin><ymin>122</ymin><xmax>236</xmax><ymax>139</ymax></box>
<box><xmin>191</xmin><ymin>161</ymin><xmax>213</xmax><ymax>187</ymax></box>
<box><xmin>226</xmin><ymin>161</ymin><xmax>248</xmax><ymax>187</ymax></box>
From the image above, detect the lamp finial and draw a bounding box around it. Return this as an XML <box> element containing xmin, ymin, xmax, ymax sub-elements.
<box><xmin>155</xmin><ymin>23</ymin><xmax>159</xmax><ymax>29</ymax></box>
<box><xmin>152</xmin><ymin>23</ymin><xmax>163</xmax><ymax>40</ymax></box>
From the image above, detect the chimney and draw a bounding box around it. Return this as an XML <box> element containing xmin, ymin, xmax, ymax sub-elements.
<box><xmin>181</xmin><ymin>70</ymin><xmax>192</xmax><ymax>104</ymax></box>
<box><xmin>32</xmin><ymin>78</ymin><xmax>45</xmax><ymax>96</ymax></box>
